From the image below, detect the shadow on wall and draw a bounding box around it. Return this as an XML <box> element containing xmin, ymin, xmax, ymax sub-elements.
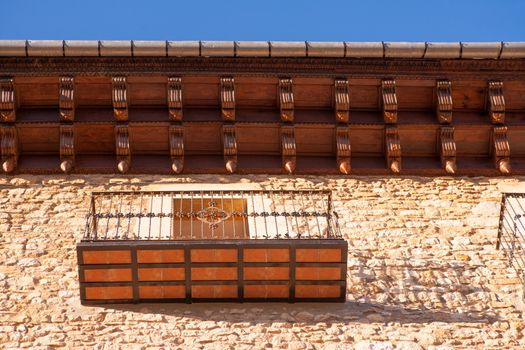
<box><xmin>102</xmin><ymin>298</ymin><xmax>500</xmax><ymax>325</ymax></box>
<box><xmin>95</xmin><ymin>255</ymin><xmax>513</xmax><ymax>325</ymax></box>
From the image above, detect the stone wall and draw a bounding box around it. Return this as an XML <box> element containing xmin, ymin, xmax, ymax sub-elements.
<box><xmin>0</xmin><ymin>175</ymin><xmax>524</xmax><ymax>349</ymax></box>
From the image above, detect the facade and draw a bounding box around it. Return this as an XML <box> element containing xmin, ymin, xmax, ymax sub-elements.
<box><xmin>1</xmin><ymin>40</ymin><xmax>525</xmax><ymax>348</ymax></box>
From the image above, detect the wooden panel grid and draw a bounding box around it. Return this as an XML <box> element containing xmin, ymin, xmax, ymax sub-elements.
<box><xmin>77</xmin><ymin>239</ymin><xmax>347</xmax><ymax>303</ymax></box>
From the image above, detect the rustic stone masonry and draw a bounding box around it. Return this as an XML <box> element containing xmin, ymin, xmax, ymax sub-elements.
<box><xmin>0</xmin><ymin>175</ymin><xmax>524</xmax><ymax>349</ymax></box>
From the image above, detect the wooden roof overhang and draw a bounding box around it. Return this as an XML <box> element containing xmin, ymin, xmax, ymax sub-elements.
<box><xmin>1</xmin><ymin>41</ymin><xmax>525</xmax><ymax>176</ymax></box>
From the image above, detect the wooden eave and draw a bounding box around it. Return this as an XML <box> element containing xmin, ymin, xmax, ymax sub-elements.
<box><xmin>1</xmin><ymin>53</ymin><xmax>525</xmax><ymax>176</ymax></box>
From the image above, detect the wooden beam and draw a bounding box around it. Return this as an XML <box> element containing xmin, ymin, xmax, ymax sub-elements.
<box><xmin>112</xmin><ymin>76</ymin><xmax>128</xmax><ymax>121</ymax></box>
<box><xmin>0</xmin><ymin>78</ymin><xmax>15</xmax><ymax>122</ymax></box>
<box><xmin>59</xmin><ymin>124</ymin><xmax>75</xmax><ymax>173</ymax></box>
<box><xmin>488</xmin><ymin>81</ymin><xmax>505</xmax><ymax>124</ymax></box>
<box><xmin>336</xmin><ymin>126</ymin><xmax>351</xmax><ymax>174</ymax></box>
<box><xmin>281</xmin><ymin>125</ymin><xmax>296</xmax><ymax>174</ymax></box>
<box><xmin>221</xmin><ymin>77</ymin><xmax>235</xmax><ymax>121</ymax></box>
<box><xmin>381</xmin><ymin>79</ymin><xmax>397</xmax><ymax>124</ymax></box>
<box><xmin>334</xmin><ymin>79</ymin><xmax>349</xmax><ymax>123</ymax></box>
<box><xmin>385</xmin><ymin>126</ymin><xmax>401</xmax><ymax>173</ymax></box>
<box><xmin>436</xmin><ymin>80</ymin><xmax>452</xmax><ymax>124</ymax></box>
<box><xmin>223</xmin><ymin>124</ymin><xmax>237</xmax><ymax>173</ymax></box>
<box><xmin>168</xmin><ymin>77</ymin><xmax>183</xmax><ymax>121</ymax></box>
<box><xmin>439</xmin><ymin>126</ymin><xmax>457</xmax><ymax>174</ymax></box>
<box><xmin>279</xmin><ymin>78</ymin><xmax>294</xmax><ymax>122</ymax></box>
<box><xmin>492</xmin><ymin>126</ymin><xmax>511</xmax><ymax>174</ymax></box>
<box><xmin>115</xmin><ymin>124</ymin><xmax>131</xmax><ymax>173</ymax></box>
<box><xmin>1</xmin><ymin>125</ymin><xmax>17</xmax><ymax>173</ymax></box>
<box><xmin>59</xmin><ymin>76</ymin><xmax>75</xmax><ymax>122</ymax></box>
<box><xmin>169</xmin><ymin>124</ymin><xmax>184</xmax><ymax>173</ymax></box>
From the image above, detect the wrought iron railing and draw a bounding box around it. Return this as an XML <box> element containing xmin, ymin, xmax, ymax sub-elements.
<box><xmin>497</xmin><ymin>193</ymin><xmax>525</xmax><ymax>284</ymax></box>
<box><xmin>83</xmin><ymin>190</ymin><xmax>342</xmax><ymax>241</ymax></box>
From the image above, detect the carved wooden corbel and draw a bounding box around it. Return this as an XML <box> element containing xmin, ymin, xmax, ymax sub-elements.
<box><xmin>439</xmin><ymin>126</ymin><xmax>457</xmax><ymax>174</ymax></box>
<box><xmin>281</xmin><ymin>125</ymin><xmax>296</xmax><ymax>174</ymax></box>
<box><xmin>115</xmin><ymin>124</ymin><xmax>131</xmax><ymax>173</ymax></box>
<box><xmin>279</xmin><ymin>78</ymin><xmax>294</xmax><ymax>122</ymax></box>
<box><xmin>336</xmin><ymin>126</ymin><xmax>351</xmax><ymax>174</ymax></box>
<box><xmin>221</xmin><ymin>77</ymin><xmax>235</xmax><ymax>121</ymax></box>
<box><xmin>334</xmin><ymin>79</ymin><xmax>350</xmax><ymax>123</ymax></box>
<box><xmin>168</xmin><ymin>77</ymin><xmax>183</xmax><ymax>121</ymax></box>
<box><xmin>112</xmin><ymin>76</ymin><xmax>128</xmax><ymax>121</ymax></box>
<box><xmin>169</xmin><ymin>124</ymin><xmax>184</xmax><ymax>173</ymax></box>
<box><xmin>381</xmin><ymin>79</ymin><xmax>397</xmax><ymax>124</ymax></box>
<box><xmin>222</xmin><ymin>124</ymin><xmax>237</xmax><ymax>173</ymax></box>
<box><xmin>0</xmin><ymin>78</ymin><xmax>16</xmax><ymax>122</ymax></box>
<box><xmin>436</xmin><ymin>80</ymin><xmax>453</xmax><ymax>124</ymax></box>
<box><xmin>488</xmin><ymin>81</ymin><xmax>505</xmax><ymax>124</ymax></box>
<box><xmin>59</xmin><ymin>124</ymin><xmax>75</xmax><ymax>173</ymax></box>
<box><xmin>59</xmin><ymin>77</ymin><xmax>75</xmax><ymax>122</ymax></box>
<box><xmin>492</xmin><ymin>126</ymin><xmax>511</xmax><ymax>174</ymax></box>
<box><xmin>385</xmin><ymin>126</ymin><xmax>401</xmax><ymax>173</ymax></box>
<box><xmin>1</xmin><ymin>125</ymin><xmax>18</xmax><ymax>173</ymax></box>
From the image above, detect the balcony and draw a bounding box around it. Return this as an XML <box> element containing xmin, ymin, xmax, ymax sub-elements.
<box><xmin>497</xmin><ymin>193</ymin><xmax>525</xmax><ymax>291</ymax></box>
<box><xmin>77</xmin><ymin>190</ymin><xmax>348</xmax><ymax>304</ymax></box>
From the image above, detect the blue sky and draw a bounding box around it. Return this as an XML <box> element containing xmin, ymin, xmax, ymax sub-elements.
<box><xmin>2</xmin><ymin>0</ymin><xmax>524</xmax><ymax>41</ymax></box>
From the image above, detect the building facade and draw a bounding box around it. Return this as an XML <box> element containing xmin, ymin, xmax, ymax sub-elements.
<box><xmin>1</xmin><ymin>40</ymin><xmax>525</xmax><ymax>348</ymax></box>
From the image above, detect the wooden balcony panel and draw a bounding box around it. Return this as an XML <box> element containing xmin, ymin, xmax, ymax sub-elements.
<box><xmin>244</xmin><ymin>284</ymin><xmax>289</xmax><ymax>298</ymax></box>
<box><xmin>77</xmin><ymin>238</ymin><xmax>348</xmax><ymax>304</ymax></box>
<box><xmin>296</xmin><ymin>248</ymin><xmax>342</xmax><ymax>263</ymax></box>
<box><xmin>138</xmin><ymin>268</ymin><xmax>185</xmax><ymax>281</ymax></box>
<box><xmin>83</xmin><ymin>268</ymin><xmax>133</xmax><ymax>282</ymax></box>
<box><xmin>243</xmin><ymin>248</ymin><xmax>290</xmax><ymax>262</ymax></box>
<box><xmin>296</xmin><ymin>284</ymin><xmax>342</xmax><ymax>298</ymax></box>
<box><xmin>137</xmin><ymin>249</ymin><xmax>185</xmax><ymax>263</ymax></box>
<box><xmin>82</xmin><ymin>250</ymin><xmax>132</xmax><ymax>264</ymax></box>
<box><xmin>191</xmin><ymin>285</ymin><xmax>238</xmax><ymax>299</ymax></box>
<box><xmin>139</xmin><ymin>285</ymin><xmax>186</xmax><ymax>299</ymax></box>
<box><xmin>244</xmin><ymin>267</ymin><xmax>290</xmax><ymax>280</ymax></box>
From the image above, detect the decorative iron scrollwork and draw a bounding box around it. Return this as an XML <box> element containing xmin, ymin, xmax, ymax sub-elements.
<box><xmin>336</xmin><ymin>126</ymin><xmax>351</xmax><ymax>174</ymax></box>
<box><xmin>1</xmin><ymin>125</ymin><xmax>18</xmax><ymax>173</ymax></box>
<box><xmin>112</xmin><ymin>76</ymin><xmax>128</xmax><ymax>121</ymax></box>
<box><xmin>488</xmin><ymin>81</ymin><xmax>505</xmax><ymax>124</ymax></box>
<box><xmin>492</xmin><ymin>126</ymin><xmax>511</xmax><ymax>174</ymax></box>
<box><xmin>168</xmin><ymin>77</ymin><xmax>183</xmax><ymax>121</ymax></box>
<box><xmin>59</xmin><ymin>77</ymin><xmax>75</xmax><ymax>121</ymax></box>
<box><xmin>221</xmin><ymin>77</ymin><xmax>235</xmax><ymax>121</ymax></box>
<box><xmin>59</xmin><ymin>124</ymin><xmax>75</xmax><ymax>173</ymax></box>
<box><xmin>169</xmin><ymin>124</ymin><xmax>184</xmax><ymax>173</ymax></box>
<box><xmin>436</xmin><ymin>80</ymin><xmax>453</xmax><ymax>124</ymax></box>
<box><xmin>385</xmin><ymin>126</ymin><xmax>401</xmax><ymax>173</ymax></box>
<box><xmin>115</xmin><ymin>125</ymin><xmax>130</xmax><ymax>173</ymax></box>
<box><xmin>381</xmin><ymin>79</ymin><xmax>397</xmax><ymax>124</ymax></box>
<box><xmin>439</xmin><ymin>126</ymin><xmax>457</xmax><ymax>174</ymax></box>
<box><xmin>279</xmin><ymin>78</ymin><xmax>294</xmax><ymax>122</ymax></box>
<box><xmin>0</xmin><ymin>78</ymin><xmax>15</xmax><ymax>122</ymax></box>
<box><xmin>334</xmin><ymin>79</ymin><xmax>350</xmax><ymax>123</ymax></box>
<box><xmin>196</xmin><ymin>201</ymin><xmax>231</xmax><ymax>229</ymax></box>
<box><xmin>281</xmin><ymin>125</ymin><xmax>296</xmax><ymax>174</ymax></box>
<box><xmin>223</xmin><ymin>124</ymin><xmax>237</xmax><ymax>173</ymax></box>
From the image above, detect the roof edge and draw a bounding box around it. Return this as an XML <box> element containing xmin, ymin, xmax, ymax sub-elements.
<box><xmin>0</xmin><ymin>40</ymin><xmax>523</xmax><ymax>59</ymax></box>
